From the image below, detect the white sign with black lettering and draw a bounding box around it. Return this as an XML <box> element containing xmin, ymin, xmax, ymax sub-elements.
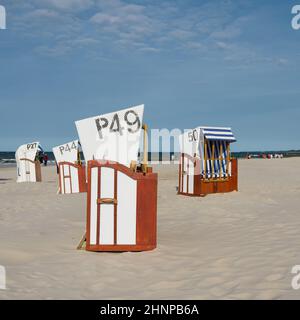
<box><xmin>16</xmin><ymin>142</ymin><xmax>39</xmax><ymax>162</ymax></box>
<box><xmin>53</xmin><ymin>140</ymin><xmax>79</xmax><ymax>164</ymax></box>
<box><xmin>75</xmin><ymin>104</ymin><xmax>144</xmax><ymax>168</ymax></box>
<box><xmin>179</xmin><ymin>128</ymin><xmax>201</xmax><ymax>158</ymax></box>
<box><xmin>15</xmin><ymin>142</ymin><xmax>40</xmax><ymax>183</ymax></box>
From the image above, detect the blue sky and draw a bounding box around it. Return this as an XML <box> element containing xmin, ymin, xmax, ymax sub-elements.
<box><xmin>0</xmin><ymin>0</ymin><xmax>300</xmax><ymax>151</ymax></box>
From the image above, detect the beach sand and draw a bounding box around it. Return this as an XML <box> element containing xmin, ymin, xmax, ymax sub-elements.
<box><xmin>0</xmin><ymin>158</ymin><xmax>300</xmax><ymax>299</ymax></box>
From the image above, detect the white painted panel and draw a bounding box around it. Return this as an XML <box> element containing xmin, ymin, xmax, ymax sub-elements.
<box><xmin>117</xmin><ymin>171</ymin><xmax>137</xmax><ymax>245</ymax></box>
<box><xmin>100</xmin><ymin>168</ymin><xmax>114</xmax><ymax>198</ymax></box>
<box><xmin>24</xmin><ymin>160</ymin><xmax>30</xmax><ymax>182</ymax></box>
<box><xmin>16</xmin><ymin>161</ymin><xmax>24</xmax><ymax>183</ymax></box>
<box><xmin>99</xmin><ymin>167</ymin><xmax>114</xmax><ymax>245</ymax></box>
<box><xmin>22</xmin><ymin>161</ymin><xmax>27</xmax><ymax>182</ymax></box>
<box><xmin>179</xmin><ymin>162</ymin><xmax>182</xmax><ymax>193</ymax></box>
<box><xmin>17</xmin><ymin>160</ymin><xmax>36</xmax><ymax>183</ymax></box>
<box><xmin>60</xmin><ymin>169</ymin><xmax>65</xmax><ymax>194</ymax></box>
<box><xmin>63</xmin><ymin>165</ymin><xmax>69</xmax><ymax>176</ymax></box>
<box><xmin>188</xmin><ymin>159</ymin><xmax>194</xmax><ymax>194</ymax></box>
<box><xmin>99</xmin><ymin>205</ymin><xmax>114</xmax><ymax>245</ymax></box>
<box><xmin>70</xmin><ymin>166</ymin><xmax>79</xmax><ymax>193</ymax></box>
<box><xmin>29</xmin><ymin>162</ymin><xmax>36</xmax><ymax>182</ymax></box>
<box><xmin>62</xmin><ymin>165</ymin><xmax>71</xmax><ymax>193</ymax></box>
<box><xmin>64</xmin><ymin>177</ymin><xmax>71</xmax><ymax>194</ymax></box>
<box><xmin>90</xmin><ymin>167</ymin><xmax>98</xmax><ymax>245</ymax></box>
<box><xmin>182</xmin><ymin>158</ymin><xmax>187</xmax><ymax>193</ymax></box>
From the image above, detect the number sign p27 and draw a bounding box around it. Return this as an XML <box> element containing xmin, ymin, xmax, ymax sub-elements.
<box><xmin>75</xmin><ymin>105</ymin><xmax>144</xmax><ymax>168</ymax></box>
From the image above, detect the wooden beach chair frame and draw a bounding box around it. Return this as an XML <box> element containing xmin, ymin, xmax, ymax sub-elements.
<box><xmin>85</xmin><ymin>160</ymin><xmax>157</xmax><ymax>252</ymax></box>
<box><xmin>19</xmin><ymin>158</ymin><xmax>42</xmax><ymax>182</ymax></box>
<box><xmin>82</xmin><ymin>123</ymin><xmax>158</xmax><ymax>252</ymax></box>
<box><xmin>58</xmin><ymin>161</ymin><xmax>87</xmax><ymax>194</ymax></box>
<box><xmin>178</xmin><ymin>139</ymin><xmax>238</xmax><ymax>196</ymax></box>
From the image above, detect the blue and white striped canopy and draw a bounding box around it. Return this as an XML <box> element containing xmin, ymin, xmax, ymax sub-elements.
<box><xmin>201</xmin><ymin>127</ymin><xmax>236</xmax><ymax>142</ymax></box>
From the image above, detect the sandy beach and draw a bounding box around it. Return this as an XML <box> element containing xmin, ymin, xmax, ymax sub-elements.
<box><xmin>0</xmin><ymin>158</ymin><xmax>300</xmax><ymax>299</ymax></box>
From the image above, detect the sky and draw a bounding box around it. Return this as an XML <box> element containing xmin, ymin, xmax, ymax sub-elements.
<box><xmin>0</xmin><ymin>0</ymin><xmax>300</xmax><ymax>152</ymax></box>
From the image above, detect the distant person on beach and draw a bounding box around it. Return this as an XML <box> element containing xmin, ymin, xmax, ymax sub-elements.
<box><xmin>43</xmin><ymin>154</ymin><xmax>48</xmax><ymax>166</ymax></box>
<box><xmin>38</xmin><ymin>151</ymin><xmax>44</xmax><ymax>163</ymax></box>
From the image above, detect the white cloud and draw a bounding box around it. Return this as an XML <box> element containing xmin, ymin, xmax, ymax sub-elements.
<box><xmin>185</xmin><ymin>42</ymin><xmax>204</xmax><ymax>51</ymax></box>
<box><xmin>169</xmin><ymin>30</ymin><xmax>195</xmax><ymax>40</ymax></box>
<box><xmin>71</xmin><ymin>37</ymin><xmax>99</xmax><ymax>46</ymax></box>
<box><xmin>5</xmin><ymin>0</ymin><xmax>290</xmax><ymax>66</ymax></box>
<box><xmin>90</xmin><ymin>1</ymin><xmax>155</xmax><ymax>39</ymax></box>
<box><xmin>36</xmin><ymin>0</ymin><xmax>94</xmax><ymax>11</ymax></box>
<box><xmin>90</xmin><ymin>13</ymin><xmax>121</xmax><ymax>25</ymax></box>
<box><xmin>139</xmin><ymin>46</ymin><xmax>161</xmax><ymax>53</ymax></box>
<box><xmin>215</xmin><ymin>41</ymin><xmax>232</xmax><ymax>50</ymax></box>
<box><xmin>26</xmin><ymin>9</ymin><xmax>59</xmax><ymax>19</ymax></box>
<box><xmin>276</xmin><ymin>58</ymin><xmax>288</xmax><ymax>65</ymax></box>
<box><xmin>210</xmin><ymin>16</ymin><xmax>250</xmax><ymax>40</ymax></box>
<box><xmin>35</xmin><ymin>44</ymin><xmax>72</xmax><ymax>56</ymax></box>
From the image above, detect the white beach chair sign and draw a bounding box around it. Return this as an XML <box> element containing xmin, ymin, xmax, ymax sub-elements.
<box><xmin>15</xmin><ymin>142</ymin><xmax>42</xmax><ymax>183</ymax></box>
<box><xmin>53</xmin><ymin>140</ymin><xmax>87</xmax><ymax>194</ymax></box>
<box><xmin>75</xmin><ymin>104</ymin><xmax>144</xmax><ymax>168</ymax></box>
<box><xmin>53</xmin><ymin>140</ymin><xmax>79</xmax><ymax>164</ymax></box>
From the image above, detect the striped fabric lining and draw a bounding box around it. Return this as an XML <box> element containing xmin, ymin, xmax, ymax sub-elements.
<box><xmin>202</xmin><ymin>127</ymin><xmax>236</xmax><ymax>142</ymax></box>
<box><xmin>203</xmin><ymin>140</ymin><xmax>229</xmax><ymax>179</ymax></box>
